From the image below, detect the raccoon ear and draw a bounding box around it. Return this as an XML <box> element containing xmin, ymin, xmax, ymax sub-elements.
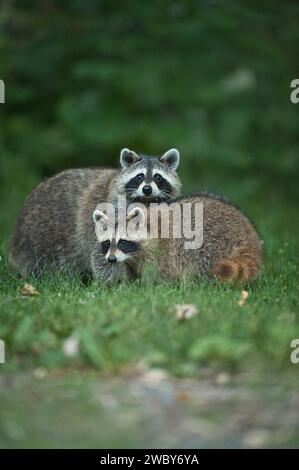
<box><xmin>159</xmin><ymin>148</ymin><xmax>180</xmax><ymax>170</ymax></box>
<box><xmin>120</xmin><ymin>148</ymin><xmax>141</xmax><ymax>168</ymax></box>
<box><xmin>93</xmin><ymin>209</ymin><xmax>108</xmax><ymax>225</ymax></box>
<box><xmin>127</xmin><ymin>207</ymin><xmax>146</xmax><ymax>226</ymax></box>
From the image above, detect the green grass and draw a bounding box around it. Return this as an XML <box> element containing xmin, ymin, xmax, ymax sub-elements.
<box><xmin>0</xmin><ymin>191</ymin><xmax>298</xmax><ymax>448</ymax></box>
<box><xmin>0</xmin><ymin>170</ymin><xmax>298</xmax><ymax>448</ymax></box>
<box><xmin>0</xmin><ymin>205</ymin><xmax>298</xmax><ymax>376</ymax></box>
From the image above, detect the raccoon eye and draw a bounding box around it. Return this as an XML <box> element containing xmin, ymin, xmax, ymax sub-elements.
<box><xmin>136</xmin><ymin>173</ymin><xmax>144</xmax><ymax>181</ymax></box>
<box><xmin>118</xmin><ymin>239</ymin><xmax>139</xmax><ymax>253</ymax></box>
<box><xmin>101</xmin><ymin>240</ymin><xmax>110</xmax><ymax>255</ymax></box>
<box><xmin>154</xmin><ymin>174</ymin><xmax>162</xmax><ymax>182</ymax></box>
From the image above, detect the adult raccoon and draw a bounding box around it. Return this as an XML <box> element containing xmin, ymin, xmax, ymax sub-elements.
<box><xmin>9</xmin><ymin>148</ymin><xmax>181</xmax><ymax>278</ymax></box>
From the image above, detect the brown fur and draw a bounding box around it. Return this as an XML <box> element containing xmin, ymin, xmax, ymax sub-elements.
<box><xmin>144</xmin><ymin>193</ymin><xmax>263</xmax><ymax>283</ymax></box>
<box><xmin>211</xmin><ymin>252</ymin><xmax>261</xmax><ymax>282</ymax></box>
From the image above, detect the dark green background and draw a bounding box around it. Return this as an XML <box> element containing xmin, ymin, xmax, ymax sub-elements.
<box><xmin>0</xmin><ymin>0</ymin><xmax>298</xmax><ymax>246</ymax></box>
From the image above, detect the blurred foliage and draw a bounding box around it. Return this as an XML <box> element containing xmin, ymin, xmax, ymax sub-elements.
<box><xmin>0</xmin><ymin>0</ymin><xmax>298</xmax><ymax>240</ymax></box>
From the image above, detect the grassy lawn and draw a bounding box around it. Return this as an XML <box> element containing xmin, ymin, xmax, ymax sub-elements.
<box><xmin>0</xmin><ymin>193</ymin><xmax>298</xmax><ymax>447</ymax></box>
<box><xmin>0</xmin><ymin>239</ymin><xmax>298</xmax><ymax>375</ymax></box>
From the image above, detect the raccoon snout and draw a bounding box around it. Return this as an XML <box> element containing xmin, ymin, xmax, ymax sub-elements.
<box><xmin>107</xmin><ymin>255</ymin><xmax>117</xmax><ymax>263</ymax></box>
<box><xmin>142</xmin><ymin>185</ymin><xmax>152</xmax><ymax>196</ymax></box>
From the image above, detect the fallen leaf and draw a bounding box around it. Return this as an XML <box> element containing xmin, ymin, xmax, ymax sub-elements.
<box><xmin>175</xmin><ymin>304</ymin><xmax>198</xmax><ymax>320</ymax></box>
<box><xmin>33</xmin><ymin>367</ymin><xmax>47</xmax><ymax>380</ymax></box>
<box><xmin>241</xmin><ymin>290</ymin><xmax>249</xmax><ymax>300</ymax></box>
<box><xmin>20</xmin><ymin>283</ymin><xmax>40</xmax><ymax>297</ymax></box>
<box><xmin>238</xmin><ymin>290</ymin><xmax>249</xmax><ymax>307</ymax></box>
<box><xmin>62</xmin><ymin>335</ymin><xmax>80</xmax><ymax>358</ymax></box>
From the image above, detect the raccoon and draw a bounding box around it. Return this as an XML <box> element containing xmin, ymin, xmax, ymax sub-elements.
<box><xmin>125</xmin><ymin>193</ymin><xmax>264</xmax><ymax>283</ymax></box>
<box><xmin>110</xmin><ymin>147</ymin><xmax>181</xmax><ymax>203</ymax></box>
<box><xmin>9</xmin><ymin>148</ymin><xmax>181</xmax><ymax>278</ymax></box>
<box><xmin>91</xmin><ymin>207</ymin><xmax>147</xmax><ymax>283</ymax></box>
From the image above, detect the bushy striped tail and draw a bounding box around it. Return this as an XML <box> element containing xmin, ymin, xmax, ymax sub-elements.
<box><xmin>211</xmin><ymin>253</ymin><xmax>262</xmax><ymax>283</ymax></box>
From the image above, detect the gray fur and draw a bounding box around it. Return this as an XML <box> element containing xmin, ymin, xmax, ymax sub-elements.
<box><xmin>9</xmin><ymin>150</ymin><xmax>181</xmax><ymax>280</ymax></box>
<box><xmin>10</xmin><ymin>168</ymin><xmax>118</xmax><ymax>277</ymax></box>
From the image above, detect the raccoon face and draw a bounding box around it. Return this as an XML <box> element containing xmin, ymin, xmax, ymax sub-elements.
<box><xmin>100</xmin><ymin>238</ymin><xmax>140</xmax><ymax>263</ymax></box>
<box><xmin>93</xmin><ymin>208</ymin><xmax>144</xmax><ymax>264</ymax></box>
<box><xmin>118</xmin><ymin>148</ymin><xmax>181</xmax><ymax>202</ymax></box>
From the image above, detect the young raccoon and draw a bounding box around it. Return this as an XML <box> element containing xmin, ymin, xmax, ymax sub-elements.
<box><xmin>129</xmin><ymin>193</ymin><xmax>264</xmax><ymax>283</ymax></box>
<box><xmin>91</xmin><ymin>207</ymin><xmax>147</xmax><ymax>283</ymax></box>
<box><xmin>9</xmin><ymin>148</ymin><xmax>180</xmax><ymax>278</ymax></box>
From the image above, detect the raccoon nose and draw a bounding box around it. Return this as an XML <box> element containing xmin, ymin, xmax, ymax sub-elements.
<box><xmin>143</xmin><ymin>185</ymin><xmax>152</xmax><ymax>195</ymax></box>
<box><xmin>107</xmin><ymin>255</ymin><xmax>117</xmax><ymax>263</ymax></box>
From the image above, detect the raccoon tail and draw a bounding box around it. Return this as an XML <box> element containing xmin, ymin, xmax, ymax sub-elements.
<box><xmin>211</xmin><ymin>252</ymin><xmax>262</xmax><ymax>283</ymax></box>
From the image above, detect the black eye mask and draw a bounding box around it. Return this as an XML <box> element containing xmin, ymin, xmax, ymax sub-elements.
<box><xmin>153</xmin><ymin>173</ymin><xmax>172</xmax><ymax>195</ymax></box>
<box><xmin>118</xmin><ymin>239</ymin><xmax>139</xmax><ymax>253</ymax></box>
<box><xmin>125</xmin><ymin>173</ymin><xmax>145</xmax><ymax>192</ymax></box>
<box><xmin>101</xmin><ymin>240</ymin><xmax>110</xmax><ymax>255</ymax></box>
